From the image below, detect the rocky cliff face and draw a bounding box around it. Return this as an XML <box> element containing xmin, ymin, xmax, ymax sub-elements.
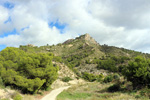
<box><xmin>76</xmin><ymin>33</ymin><xmax>98</xmax><ymax>45</ymax></box>
<box><xmin>63</xmin><ymin>33</ymin><xmax>98</xmax><ymax>45</ymax></box>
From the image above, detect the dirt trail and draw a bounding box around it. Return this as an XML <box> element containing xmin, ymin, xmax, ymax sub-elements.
<box><xmin>41</xmin><ymin>86</ymin><xmax>70</xmax><ymax>100</ymax></box>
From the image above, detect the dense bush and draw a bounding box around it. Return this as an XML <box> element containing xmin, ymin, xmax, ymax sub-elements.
<box><xmin>53</xmin><ymin>56</ymin><xmax>63</xmax><ymax>63</ymax></box>
<box><xmin>82</xmin><ymin>72</ymin><xmax>97</xmax><ymax>82</ymax></box>
<box><xmin>0</xmin><ymin>47</ymin><xmax>58</xmax><ymax>93</ymax></box>
<box><xmin>101</xmin><ymin>59</ymin><xmax>117</xmax><ymax>72</ymax></box>
<box><xmin>140</xmin><ymin>88</ymin><xmax>150</xmax><ymax>98</ymax></box>
<box><xmin>108</xmin><ymin>84</ymin><xmax>120</xmax><ymax>92</ymax></box>
<box><xmin>12</xmin><ymin>93</ymin><xmax>22</xmax><ymax>100</ymax></box>
<box><xmin>96</xmin><ymin>56</ymin><xmax>130</xmax><ymax>72</ymax></box>
<box><xmin>0</xmin><ymin>77</ymin><xmax>4</xmax><ymax>88</ymax></box>
<box><xmin>62</xmin><ymin>77</ymin><xmax>73</xmax><ymax>82</ymax></box>
<box><xmin>122</xmin><ymin>56</ymin><xmax>150</xmax><ymax>88</ymax></box>
<box><xmin>96</xmin><ymin>74</ymin><xmax>104</xmax><ymax>82</ymax></box>
<box><xmin>103</xmin><ymin>75</ymin><xmax>113</xmax><ymax>83</ymax></box>
<box><xmin>113</xmin><ymin>73</ymin><xmax>120</xmax><ymax>80</ymax></box>
<box><xmin>82</xmin><ymin>72</ymin><xmax>104</xmax><ymax>82</ymax></box>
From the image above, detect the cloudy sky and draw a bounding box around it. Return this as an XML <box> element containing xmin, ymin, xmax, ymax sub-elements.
<box><xmin>0</xmin><ymin>0</ymin><xmax>150</xmax><ymax>53</ymax></box>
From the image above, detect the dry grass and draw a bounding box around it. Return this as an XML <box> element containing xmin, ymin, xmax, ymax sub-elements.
<box><xmin>57</xmin><ymin>82</ymin><xmax>149</xmax><ymax>100</ymax></box>
<box><xmin>22</xmin><ymin>95</ymin><xmax>35</xmax><ymax>100</ymax></box>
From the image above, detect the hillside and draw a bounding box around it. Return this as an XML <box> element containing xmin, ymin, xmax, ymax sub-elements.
<box><xmin>1</xmin><ymin>33</ymin><xmax>150</xmax><ymax>100</ymax></box>
<box><xmin>19</xmin><ymin>33</ymin><xmax>150</xmax><ymax>75</ymax></box>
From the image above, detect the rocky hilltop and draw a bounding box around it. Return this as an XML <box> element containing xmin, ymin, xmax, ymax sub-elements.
<box><xmin>19</xmin><ymin>33</ymin><xmax>150</xmax><ymax>75</ymax></box>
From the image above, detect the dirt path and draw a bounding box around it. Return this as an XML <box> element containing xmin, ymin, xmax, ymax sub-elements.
<box><xmin>41</xmin><ymin>86</ymin><xmax>70</xmax><ymax>100</ymax></box>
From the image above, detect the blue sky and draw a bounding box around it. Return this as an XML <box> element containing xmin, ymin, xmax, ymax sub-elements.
<box><xmin>49</xmin><ymin>21</ymin><xmax>66</xmax><ymax>34</ymax></box>
<box><xmin>0</xmin><ymin>0</ymin><xmax>150</xmax><ymax>53</ymax></box>
<box><xmin>0</xmin><ymin>45</ymin><xmax>6</xmax><ymax>51</ymax></box>
<box><xmin>4</xmin><ymin>16</ymin><xmax>11</xmax><ymax>24</ymax></box>
<box><xmin>0</xmin><ymin>29</ymin><xmax>18</xmax><ymax>38</ymax></box>
<box><xmin>3</xmin><ymin>1</ymin><xmax>14</xmax><ymax>9</ymax></box>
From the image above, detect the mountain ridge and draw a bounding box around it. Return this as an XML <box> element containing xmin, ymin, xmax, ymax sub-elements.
<box><xmin>63</xmin><ymin>33</ymin><xmax>98</xmax><ymax>45</ymax></box>
<box><xmin>19</xmin><ymin>33</ymin><xmax>150</xmax><ymax>75</ymax></box>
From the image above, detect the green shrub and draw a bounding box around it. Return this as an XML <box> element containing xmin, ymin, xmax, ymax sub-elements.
<box><xmin>113</xmin><ymin>73</ymin><xmax>120</xmax><ymax>80</ymax></box>
<box><xmin>135</xmin><ymin>95</ymin><xmax>141</xmax><ymax>99</ymax></box>
<box><xmin>108</xmin><ymin>84</ymin><xmax>120</xmax><ymax>92</ymax></box>
<box><xmin>103</xmin><ymin>75</ymin><xmax>113</xmax><ymax>83</ymax></box>
<box><xmin>45</xmin><ymin>86</ymin><xmax>52</xmax><ymax>91</ymax></box>
<box><xmin>122</xmin><ymin>56</ymin><xmax>150</xmax><ymax>88</ymax></box>
<box><xmin>140</xmin><ymin>88</ymin><xmax>150</xmax><ymax>98</ymax></box>
<box><xmin>0</xmin><ymin>77</ymin><xmax>4</xmax><ymax>88</ymax></box>
<box><xmin>12</xmin><ymin>93</ymin><xmax>22</xmax><ymax>100</ymax></box>
<box><xmin>76</xmin><ymin>77</ymin><xmax>79</xmax><ymax>80</ymax></box>
<box><xmin>1</xmin><ymin>99</ymin><xmax>9</xmax><ymax>100</ymax></box>
<box><xmin>82</xmin><ymin>72</ymin><xmax>97</xmax><ymax>82</ymax></box>
<box><xmin>96</xmin><ymin>74</ymin><xmax>104</xmax><ymax>82</ymax></box>
<box><xmin>62</xmin><ymin>77</ymin><xmax>72</xmax><ymax>82</ymax></box>
<box><xmin>53</xmin><ymin>56</ymin><xmax>62</xmax><ymax>62</ymax></box>
<box><xmin>97</xmin><ymin>59</ymin><xmax>118</xmax><ymax>72</ymax></box>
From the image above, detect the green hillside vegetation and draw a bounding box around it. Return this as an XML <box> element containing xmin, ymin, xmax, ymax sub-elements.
<box><xmin>0</xmin><ymin>47</ymin><xmax>58</xmax><ymax>94</ymax></box>
<box><xmin>1</xmin><ymin>34</ymin><xmax>150</xmax><ymax>99</ymax></box>
<box><xmin>19</xmin><ymin>34</ymin><xmax>150</xmax><ymax>75</ymax></box>
<box><xmin>19</xmin><ymin>34</ymin><xmax>150</xmax><ymax>80</ymax></box>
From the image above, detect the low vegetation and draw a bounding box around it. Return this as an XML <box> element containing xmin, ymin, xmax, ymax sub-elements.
<box><xmin>81</xmin><ymin>72</ymin><xmax>104</xmax><ymax>82</ymax></box>
<box><xmin>62</xmin><ymin>77</ymin><xmax>73</xmax><ymax>82</ymax></box>
<box><xmin>12</xmin><ymin>93</ymin><xmax>22</xmax><ymax>100</ymax></box>
<box><xmin>57</xmin><ymin>82</ymin><xmax>148</xmax><ymax>100</ymax></box>
<box><xmin>57</xmin><ymin>80</ymin><xmax>150</xmax><ymax>100</ymax></box>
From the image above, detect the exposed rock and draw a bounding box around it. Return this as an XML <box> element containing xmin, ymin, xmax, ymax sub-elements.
<box><xmin>46</xmin><ymin>48</ymin><xmax>50</xmax><ymax>51</ymax></box>
<box><xmin>78</xmin><ymin>64</ymin><xmax>109</xmax><ymax>76</ymax></box>
<box><xmin>63</xmin><ymin>39</ymin><xmax>74</xmax><ymax>44</ymax></box>
<box><xmin>76</xmin><ymin>33</ymin><xmax>98</xmax><ymax>45</ymax></box>
<box><xmin>53</xmin><ymin>62</ymin><xmax>77</xmax><ymax>79</ymax></box>
<box><xmin>68</xmin><ymin>44</ymin><xmax>73</xmax><ymax>47</ymax></box>
<box><xmin>27</xmin><ymin>44</ymin><xmax>35</xmax><ymax>47</ymax></box>
<box><xmin>51</xmin><ymin>62</ymin><xmax>85</xmax><ymax>89</ymax></box>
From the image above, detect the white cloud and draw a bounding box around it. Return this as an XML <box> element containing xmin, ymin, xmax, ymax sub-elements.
<box><xmin>0</xmin><ymin>6</ymin><xmax>13</xmax><ymax>34</ymax></box>
<box><xmin>0</xmin><ymin>0</ymin><xmax>150</xmax><ymax>53</ymax></box>
<box><xmin>88</xmin><ymin>0</ymin><xmax>150</xmax><ymax>29</ymax></box>
<box><xmin>0</xmin><ymin>34</ymin><xmax>21</xmax><ymax>46</ymax></box>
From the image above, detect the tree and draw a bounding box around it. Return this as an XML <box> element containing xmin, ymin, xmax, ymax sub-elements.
<box><xmin>0</xmin><ymin>47</ymin><xmax>25</xmax><ymax>62</ymax></box>
<box><xmin>1</xmin><ymin>69</ymin><xmax>17</xmax><ymax>84</ymax></box>
<box><xmin>3</xmin><ymin>60</ymin><xmax>18</xmax><ymax>70</ymax></box>
<box><xmin>122</xmin><ymin>56</ymin><xmax>150</xmax><ymax>88</ymax></box>
<box><xmin>0</xmin><ymin>47</ymin><xmax>58</xmax><ymax>93</ymax></box>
